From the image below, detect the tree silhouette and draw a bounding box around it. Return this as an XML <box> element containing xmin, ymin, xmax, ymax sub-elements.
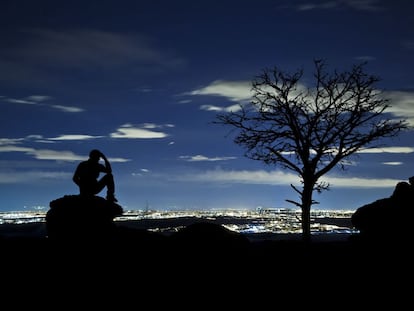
<box><xmin>215</xmin><ymin>59</ymin><xmax>409</xmax><ymax>242</ymax></box>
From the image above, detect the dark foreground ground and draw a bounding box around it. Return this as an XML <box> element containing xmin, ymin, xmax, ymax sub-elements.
<box><xmin>1</xmin><ymin>219</ymin><xmax>413</xmax><ymax>307</ymax></box>
<box><xmin>1</xmin><ymin>219</ymin><xmax>411</xmax><ymax>270</ymax></box>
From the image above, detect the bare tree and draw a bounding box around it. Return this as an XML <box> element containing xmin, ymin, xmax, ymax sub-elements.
<box><xmin>215</xmin><ymin>59</ymin><xmax>409</xmax><ymax>242</ymax></box>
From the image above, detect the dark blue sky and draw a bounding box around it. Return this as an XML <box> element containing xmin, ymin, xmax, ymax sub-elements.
<box><xmin>1</xmin><ymin>0</ymin><xmax>413</xmax><ymax>212</ymax></box>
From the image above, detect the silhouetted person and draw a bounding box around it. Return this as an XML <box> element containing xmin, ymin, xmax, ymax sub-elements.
<box><xmin>391</xmin><ymin>181</ymin><xmax>410</xmax><ymax>202</ymax></box>
<box><xmin>73</xmin><ymin>149</ymin><xmax>118</xmax><ymax>202</ymax></box>
<box><xmin>409</xmin><ymin>176</ymin><xmax>414</xmax><ymax>193</ymax></box>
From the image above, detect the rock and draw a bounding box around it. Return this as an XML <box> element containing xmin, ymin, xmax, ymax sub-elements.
<box><xmin>351</xmin><ymin>198</ymin><xmax>391</xmax><ymax>236</ymax></box>
<box><xmin>351</xmin><ymin>182</ymin><xmax>413</xmax><ymax>240</ymax></box>
<box><xmin>46</xmin><ymin>194</ymin><xmax>123</xmax><ymax>240</ymax></box>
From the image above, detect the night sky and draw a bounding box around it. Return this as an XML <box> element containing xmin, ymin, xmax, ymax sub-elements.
<box><xmin>1</xmin><ymin>0</ymin><xmax>413</xmax><ymax>212</ymax></box>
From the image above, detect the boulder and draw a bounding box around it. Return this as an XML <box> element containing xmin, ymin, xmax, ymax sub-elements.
<box><xmin>351</xmin><ymin>182</ymin><xmax>413</xmax><ymax>240</ymax></box>
<box><xmin>46</xmin><ymin>195</ymin><xmax>123</xmax><ymax>240</ymax></box>
<box><xmin>351</xmin><ymin>198</ymin><xmax>392</xmax><ymax>236</ymax></box>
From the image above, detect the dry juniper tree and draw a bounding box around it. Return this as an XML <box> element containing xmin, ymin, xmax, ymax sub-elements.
<box><xmin>215</xmin><ymin>59</ymin><xmax>409</xmax><ymax>242</ymax></box>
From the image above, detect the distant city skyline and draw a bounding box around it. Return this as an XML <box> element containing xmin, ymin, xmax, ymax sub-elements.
<box><xmin>1</xmin><ymin>0</ymin><xmax>414</xmax><ymax>212</ymax></box>
<box><xmin>0</xmin><ymin>208</ymin><xmax>356</xmax><ymax>238</ymax></box>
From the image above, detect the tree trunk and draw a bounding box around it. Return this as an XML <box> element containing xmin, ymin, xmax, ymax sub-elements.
<box><xmin>301</xmin><ymin>180</ymin><xmax>313</xmax><ymax>243</ymax></box>
<box><xmin>301</xmin><ymin>205</ymin><xmax>311</xmax><ymax>243</ymax></box>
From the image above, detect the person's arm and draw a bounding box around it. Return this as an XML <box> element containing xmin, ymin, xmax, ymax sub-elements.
<box><xmin>100</xmin><ymin>152</ymin><xmax>112</xmax><ymax>174</ymax></box>
<box><xmin>73</xmin><ymin>165</ymin><xmax>80</xmax><ymax>186</ymax></box>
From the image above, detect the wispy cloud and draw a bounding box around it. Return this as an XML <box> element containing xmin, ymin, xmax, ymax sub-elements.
<box><xmin>187</xmin><ymin>80</ymin><xmax>252</xmax><ymax>113</ymax></box>
<box><xmin>188</xmin><ymin>80</ymin><xmax>253</xmax><ymax>102</ymax></box>
<box><xmin>382</xmin><ymin>162</ymin><xmax>403</xmax><ymax>166</ymax></box>
<box><xmin>24</xmin><ymin>29</ymin><xmax>185</xmax><ymax>68</ymax></box>
<box><xmin>110</xmin><ymin>123</ymin><xmax>171</xmax><ymax>139</ymax></box>
<box><xmin>176</xmin><ymin>168</ymin><xmax>298</xmax><ymax>185</ymax></box>
<box><xmin>1</xmin><ymin>134</ymin><xmax>102</xmax><ymax>146</ymax></box>
<box><xmin>0</xmin><ymin>145</ymin><xmax>34</xmax><ymax>153</ymax></box>
<box><xmin>179</xmin><ymin>155</ymin><xmax>237</xmax><ymax>162</ymax></box>
<box><xmin>199</xmin><ymin>104</ymin><xmax>242</xmax><ymax>113</ymax></box>
<box><xmin>0</xmin><ymin>171</ymin><xmax>72</xmax><ymax>184</ymax></box>
<box><xmin>0</xmin><ymin>146</ymin><xmax>129</xmax><ymax>162</ymax></box>
<box><xmin>189</xmin><ymin>79</ymin><xmax>414</xmax><ymax>128</ymax></box>
<box><xmin>2</xmin><ymin>95</ymin><xmax>84</xmax><ymax>113</ymax></box>
<box><xmin>131</xmin><ymin>168</ymin><xmax>150</xmax><ymax>176</ymax></box>
<box><xmin>6</xmin><ymin>98</ymin><xmax>39</xmax><ymax>105</ymax></box>
<box><xmin>0</xmin><ymin>122</ymin><xmax>173</xmax><ymax>148</ymax></box>
<box><xmin>0</xmin><ymin>29</ymin><xmax>186</xmax><ymax>85</ymax></box>
<box><xmin>293</xmin><ymin>0</ymin><xmax>383</xmax><ymax>12</ymax></box>
<box><xmin>358</xmin><ymin>146</ymin><xmax>414</xmax><ymax>153</ymax></box>
<box><xmin>50</xmin><ymin>105</ymin><xmax>84</xmax><ymax>113</ymax></box>
<box><xmin>402</xmin><ymin>40</ymin><xmax>414</xmax><ymax>51</ymax></box>
<box><xmin>0</xmin><ymin>138</ymin><xmax>25</xmax><ymax>145</ymax></box>
<box><xmin>385</xmin><ymin>90</ymin><xmax>414</xmax><ymax>126</ymax></box>
<box><xmin>175</xmin><ymin>168</ymin><xmax>400</xmax><ymax>188</ymax></box>
<box><xmin>321</xmin><ymin>175</ymin><xmax>398</xmax><ymax>188</ymax></box>
<box><xmin>47</xmin><ymin>134</ymin><xmax>104</xmax><ymax>141</ymax></box>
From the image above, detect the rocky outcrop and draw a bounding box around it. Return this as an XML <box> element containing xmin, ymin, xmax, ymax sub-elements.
<box><xmin>351</xmin><ymin>181</ymin><xmax>413</xmax><ymax>240</ymax></box>
<box><xmin>46</xmin><ymin>195</ymin><xmax>123</xmax><ymax>240</ymax></box>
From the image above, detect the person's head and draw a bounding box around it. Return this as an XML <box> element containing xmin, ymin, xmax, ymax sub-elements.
<box><xmin>392</xmin><ymin>181</ymin><xmax>410</xmax><ymax>199</ymax></box>
<box><xmin>89</xmin><ymin>149</ymin><xmax>101</xmax><ymax>162</ymax></box>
